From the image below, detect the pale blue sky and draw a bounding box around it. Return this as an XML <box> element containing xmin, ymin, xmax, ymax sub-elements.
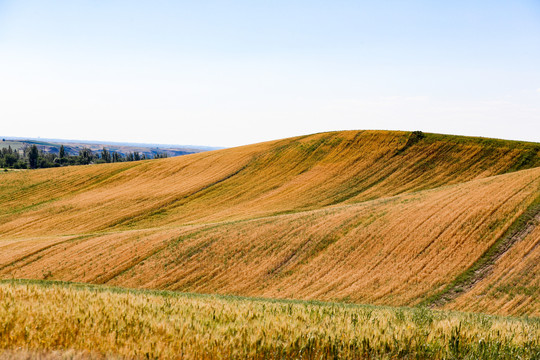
<box><xmin>0</xmin><ymin>1</ymin><xmax>539</xmax><ymax>146</ymax></box>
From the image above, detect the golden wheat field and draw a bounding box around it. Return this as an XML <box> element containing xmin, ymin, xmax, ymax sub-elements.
<box><xmin>1</xmin><ymin>130</ymin><xmax>538</xmax><ymax>238</ymax></box>
<box><xmin>1</xmin><ymin>130</ymin><xmax>539</xmax><ymax>314</ymax></box>
<box><xmin>446</xmin><ymin>216</ymin><xmax>540</xmax><ymax>316</ymax></box>
<box><xmin>1</xmin><ymin>280</ymin><xmax>539</xmax><ymax>360</ymax></box>
<box><xmin>1</xmin><ymin>130</ymin><xmax>540</xmax><ymax>358</ymax></box>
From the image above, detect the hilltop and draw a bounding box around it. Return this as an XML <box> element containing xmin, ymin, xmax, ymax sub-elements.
<box><xmin>0</xmin><ymin>130</ymin><xmax>539</xmax><ymax>316</ymax></box>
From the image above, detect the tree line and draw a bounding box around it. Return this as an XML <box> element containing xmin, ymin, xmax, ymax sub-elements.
<box><xmin>0</xmin><ymin>144</ymin><xmax>168</xmax><ymax>170</ymax></box>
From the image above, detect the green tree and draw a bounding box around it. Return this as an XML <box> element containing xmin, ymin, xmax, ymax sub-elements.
<box><xmin>101</xmin><ymin>147</ymin><xmax>111</xmax><ymax>163</ymax></box>
<box><xmin>78</xmin><ymin>148</ymin><xmax>93</xmax><ymax>165</ymax></box>
<box><xmin>112</xmin><ymin>152</ymin><xmax>121</xmax><ymax>163</ymax></box>
<box><xmin>28</xmin><ymin>145</ymin><xmax>39</xmax><ymax>169</ymax></box>
<box><xmin>59</xmin><ymin>145</ymin><xmax>65</xmax><ymax>159</ymax></box>
<box><xmin>4</xmin><ymin>153</ymin><xmax>17</xmax><ymax>167</ymax></box>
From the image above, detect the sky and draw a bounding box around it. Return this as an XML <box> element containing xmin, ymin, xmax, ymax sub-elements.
<box><xmin>0</xmin><ymin>1</ymin><xmax>539</xmax><ymax>147</ymax></box>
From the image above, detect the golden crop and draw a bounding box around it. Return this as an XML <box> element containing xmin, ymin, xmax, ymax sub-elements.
<box><xmin>0</xmin><ymin>130</ymin><xmax>539</xmax><ymax>317</ymax></box>
<box><xmin>447</xmin><ymin>220</ymin><xmax>540</xmax><ymax>316</ymax></box>
<box><xmin>1</xmin><ymin>281</ymin><xmax>539</xmax><ymax>359</ymax></box>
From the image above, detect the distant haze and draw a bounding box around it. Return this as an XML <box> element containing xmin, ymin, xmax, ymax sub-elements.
<box><xmin>0</xmin><ymin>1</ymin><xmax>539</xmax><ymax>147</ymax></box>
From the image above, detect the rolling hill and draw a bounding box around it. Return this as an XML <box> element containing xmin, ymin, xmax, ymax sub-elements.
<box><xmin>1</xmin><ymin>130</ymin><xmax>539</xmax><ymax>316</ymax></box>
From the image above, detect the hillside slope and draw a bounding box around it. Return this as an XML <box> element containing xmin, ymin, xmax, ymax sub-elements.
<box><xmin>445</xmin><ymin>210</ymin><xmax>540</xmax><ymax>315</ymax></box>
<box><xmin>1</xmin><ymin>130</ymin><xmax>539</xmax><ymax>315</ymax></box>
<box><xmin>1</xmin><ymin>130</ymin><xmax>538</xmax><ymax>237</ymax></box>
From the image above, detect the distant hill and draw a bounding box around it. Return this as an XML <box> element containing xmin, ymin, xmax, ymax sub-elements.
<box><xmin>0</xmin><ymin>130</ymin><xmax>539</xmax><ymax>316</ymax></box>
<box><xmin>0</xmin><ymin>136</ymin><xmax>219</xmax><ymax>158</ymax></box>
